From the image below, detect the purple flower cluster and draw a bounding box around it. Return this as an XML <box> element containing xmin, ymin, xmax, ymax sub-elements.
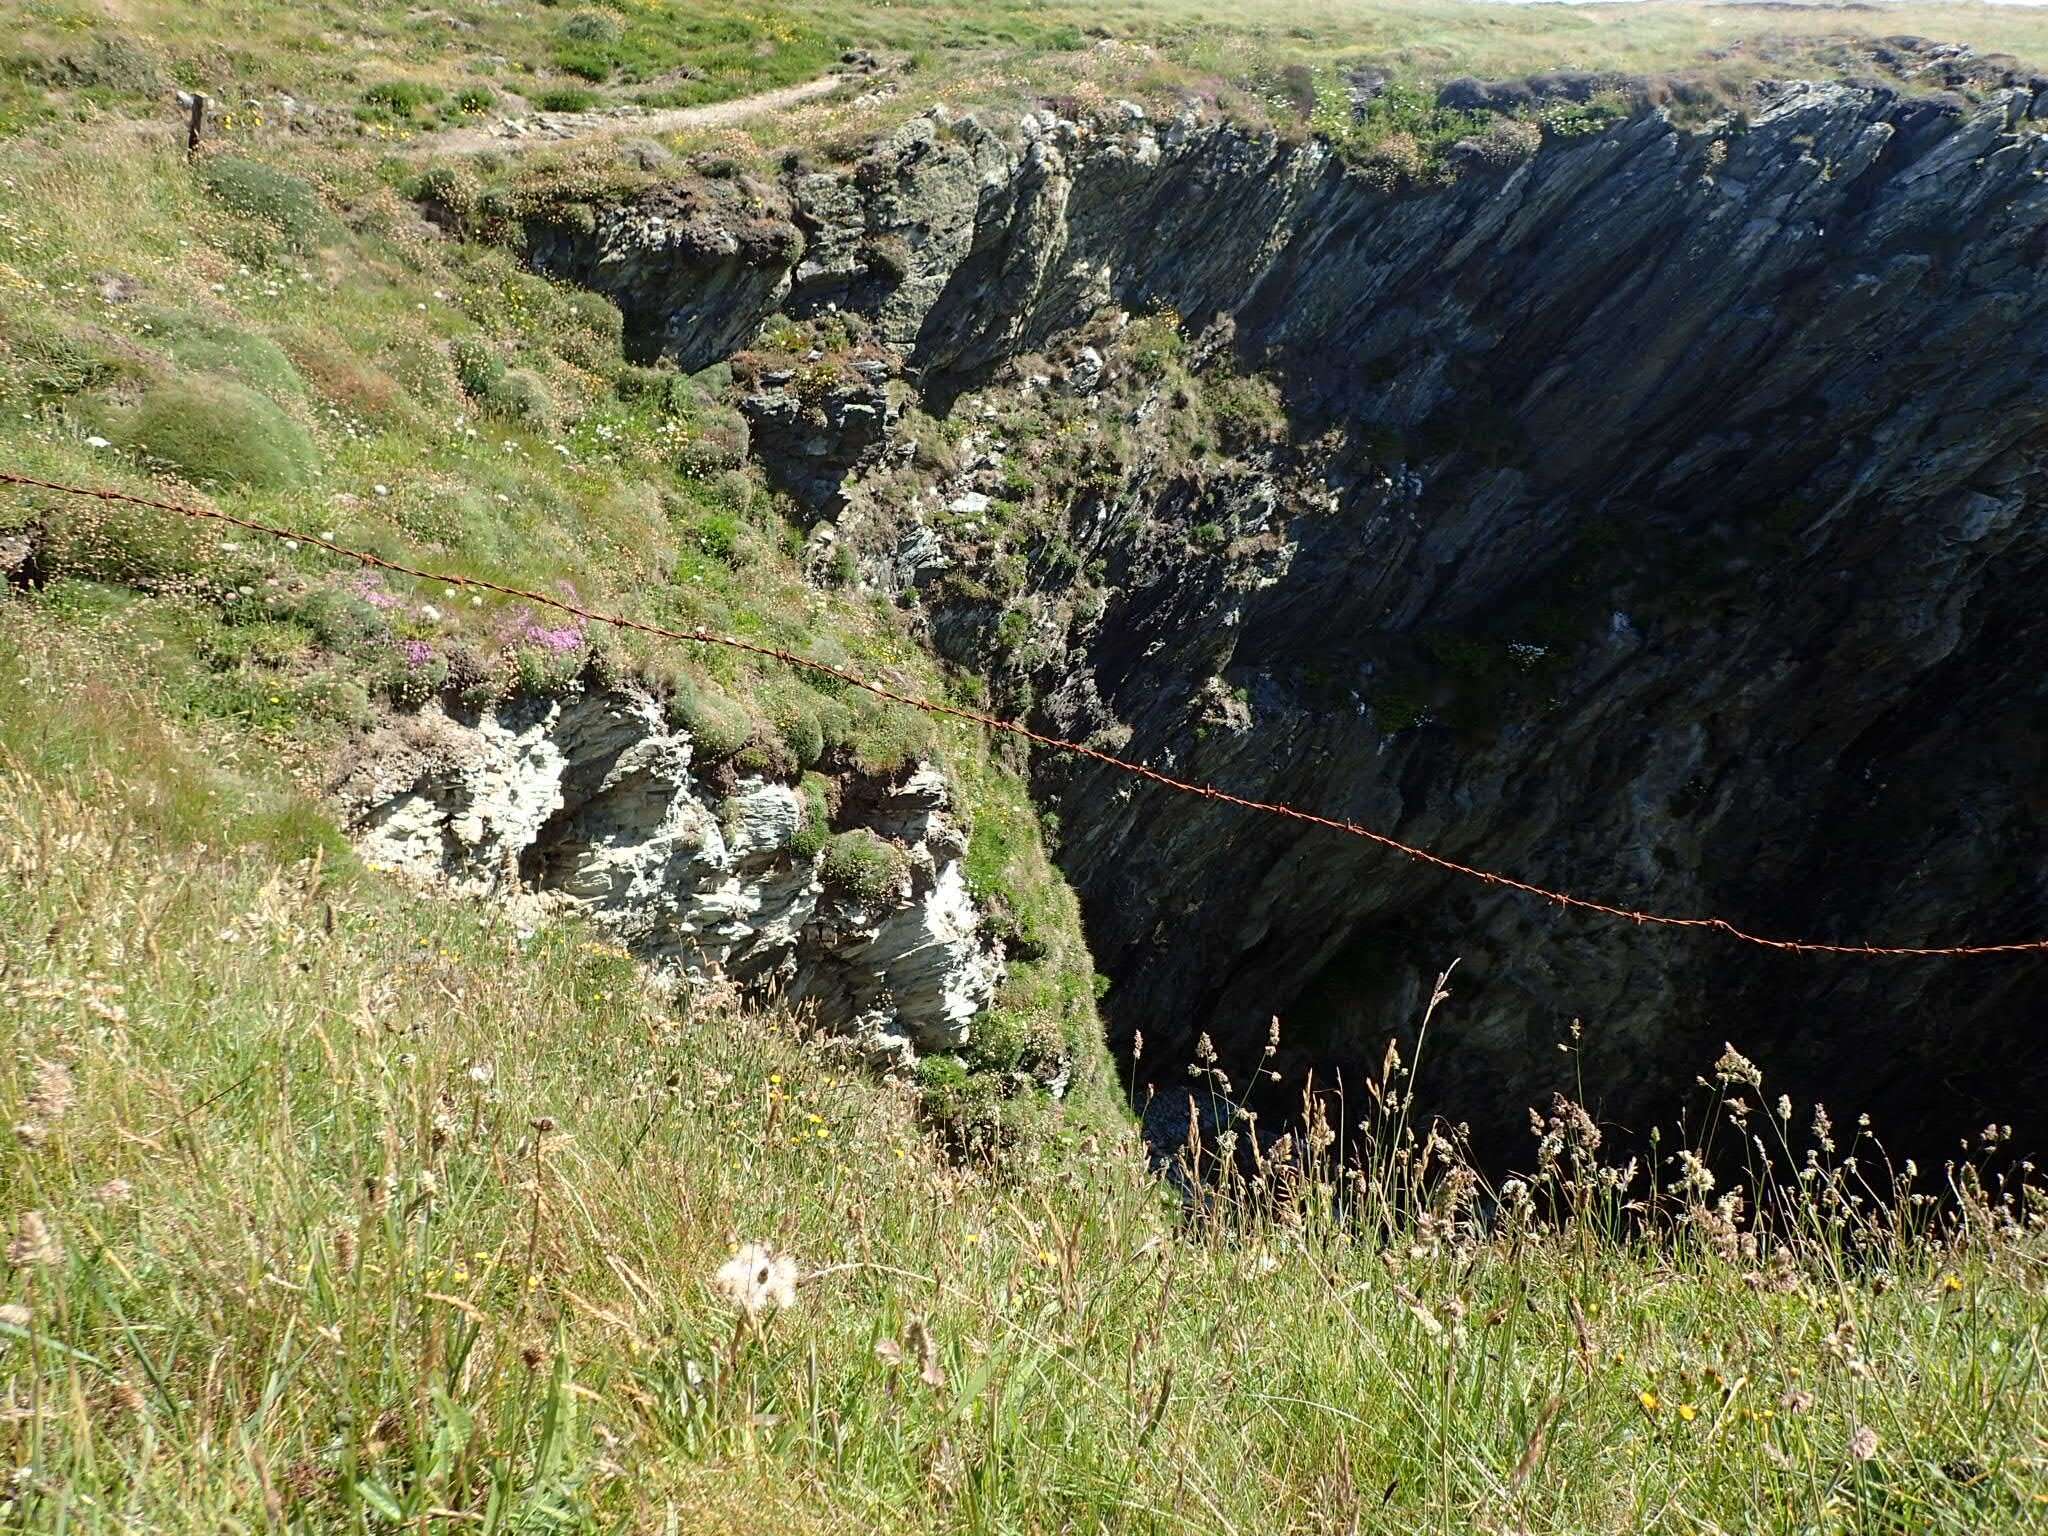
<box><xmin>398</xmin><ymin>639</ymin><xmax>435</xmax><ymax>668</ymax></box>
<box><xmin>349</xmin><ymin>574</ymin><xmax>400</xmax><ymax>611</ymax></box>
<box><xmin>520</xmin><ymin>620</ymin><xmax>585</xmax><ymax>655</ymax></box>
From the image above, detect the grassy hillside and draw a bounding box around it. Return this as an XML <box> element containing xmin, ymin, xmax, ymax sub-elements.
<box><xmin>0</xmin><ymin>100</ymin><xmax>1112</xmax><ymax>1147</ymax></box>
<box><xmin>10</xmin><ymin>2</ymin><xmax>2048</xmax><ymax>145</ymax></box>
<box><xmin>4</xmin><ymin>2</ymin><xmax>2048</xmax><ymax>1531</ymax></box>
<box><xmin>5</xmin><ymin>610</ymin><xmax>2047</xmax><ymax>1533</ymax></box>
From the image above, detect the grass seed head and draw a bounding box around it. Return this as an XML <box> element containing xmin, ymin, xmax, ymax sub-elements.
<box><xmin>7</xmin><ymin>1211</ymin><xmax>61</xmax><ymax>1268</ymax></box>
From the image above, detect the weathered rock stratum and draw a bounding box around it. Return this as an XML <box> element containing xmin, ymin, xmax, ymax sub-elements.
<box><xmin>337</xmin><ymin>690</ymin><xmax>1003</xmax><ymax>1071</ymax></box>
<box><xmin>516</xmin><ymin>66</ymin><xmax>2048</xmax><ymax>1164</ymax></box>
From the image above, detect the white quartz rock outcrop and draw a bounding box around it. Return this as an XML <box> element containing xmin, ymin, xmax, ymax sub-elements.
<box><xmin>336</xmin><ymin>688</ymin><xmax>1003</xmax><ymax>1056</ymax></box>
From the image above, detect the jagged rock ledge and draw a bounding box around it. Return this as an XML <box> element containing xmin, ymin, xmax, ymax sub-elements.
<box><xmin>333</xmin><ymin>687</ymin><xmax>1012</xmax><ymax>1075</ymax></box>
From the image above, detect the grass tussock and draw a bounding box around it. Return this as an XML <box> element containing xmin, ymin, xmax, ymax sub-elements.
<box><xmin>3</xmin><ymin>613</ymin><xmax>2046</xmax><ymax>1533</ymax></box>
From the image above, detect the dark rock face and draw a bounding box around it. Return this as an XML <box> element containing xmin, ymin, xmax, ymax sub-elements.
<box><xmin>526</xmin><ymin>178</ymin><xmax>803</xmax><ymax>368</ymax></box>
<box><xmin>550</xmin><ymin>78</ymin><xmax>2048</xmax><ymax>1165</ymax></box>
<box><xmin>736</xmin><ymin>361</ymin><xmax>894</xmax><ymax>510</ymax></box>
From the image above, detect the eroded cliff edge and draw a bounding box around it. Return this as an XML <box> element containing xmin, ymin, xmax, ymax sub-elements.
<box><xmin>480</xmin><ymin>70</ymin><xmax>2048</xmax><ymax>1162</ymax></box>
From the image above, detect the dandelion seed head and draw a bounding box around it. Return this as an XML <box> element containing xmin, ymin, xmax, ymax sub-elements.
<box><xmin>712</xmin><ymin>1242</ymin><xmax>798</xmax><ymax>1318</ymax></box>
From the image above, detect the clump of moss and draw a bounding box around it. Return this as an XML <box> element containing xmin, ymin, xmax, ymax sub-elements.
<box><xmin>101</xmin><ymin>374</ymin><xmax>318</xmax><ymax>491</ymax></box>
<box><xmin>820</xmin><ymin>828</ymin><xmax>905</xmax><ymax>905</ymax></box>
<box><xmin>196</xmin><ymin>157</ymin><xmax>338</xmax><ymax>252</ymax></box>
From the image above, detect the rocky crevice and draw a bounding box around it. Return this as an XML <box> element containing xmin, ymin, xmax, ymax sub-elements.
<box><xmin>501</xmin><ymin>61</ymin><xmax>2048</xmax><ymax>1162</ymax></box>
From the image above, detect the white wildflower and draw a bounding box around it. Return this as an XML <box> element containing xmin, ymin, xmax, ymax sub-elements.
<box><xmin>712</xmin><ymin>1243</ymin><xmax>798</xmax><ymax>1318</ymax></box>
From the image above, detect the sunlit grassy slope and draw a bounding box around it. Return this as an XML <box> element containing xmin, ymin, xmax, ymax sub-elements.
<box><xmin>4</xmin><ymin>610</ymin><xmax>2046</xmax><ymax>1533</ymax></box>
<box><xmin>4</xmin><ymin>1</ymin><xmax>2048</xmax><ymax>1531</ymax></box>
<box><xmin>11</xmin><ymin>1</ymin><xmax>2048</xmax><ymax>141</ymax></box>
<box><xmin>0</xmin><ymin>100</ymin><xmax>1113</xmax><ymax>1147</ymax></box>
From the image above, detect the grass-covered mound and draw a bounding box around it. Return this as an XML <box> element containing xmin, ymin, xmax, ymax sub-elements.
<box><xmin>1</xmin><ymin>7</ymin><xmax>2046</xmax><ymax>1531</ymax></box>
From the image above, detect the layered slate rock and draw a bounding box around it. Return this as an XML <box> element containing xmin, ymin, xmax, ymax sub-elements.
<box><xmin>515</xmin><ymin>72</ymin><xmax>2048</xmax><ymax>1162</ymax></box>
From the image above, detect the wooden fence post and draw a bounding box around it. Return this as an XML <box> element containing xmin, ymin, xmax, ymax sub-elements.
<box><xmin>186</xmin><ymin>92</ymin><xmax>208</xmax><ymax>158</ymax></box>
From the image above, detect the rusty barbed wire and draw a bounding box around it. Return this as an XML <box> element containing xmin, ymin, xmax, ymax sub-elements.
<box><xmin>6</xmin><ymin>465</ymin><xmax>2046</xmax><ymax>959</ymax></box>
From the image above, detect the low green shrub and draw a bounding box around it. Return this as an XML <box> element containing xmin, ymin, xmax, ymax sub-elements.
<box><xmin>965</xmin><ymin>1005</ymin><xmax>1064</xmax><ymax>1077</ymax></box>
<box><xmin>820</xmin><ymin>828</ymin><xmax>905</xmax><ymax>905</ymax></box>
<box><xmin>360</xmin><ymin>81</ymin><xmax>445</xmax><ymax>118</ymax></box>
<box><xmin>412</xmin><ymin>163</ymin><xmax>481</xmax><ymax>219</ymax></box>
<box><xmin>511</xmin><ymin>643</ymin><xmax>582</xmax><ymax>697</ymax></box>
<box><xmin>771</xmin><ymin>693</ymin><xmax>826</xmax><ymax>770</ymax></box>
<box><xmin>481</xmin><ymin>367</ymin><xmax>555</xmax><ymax>430</ymax></box>
<box><xmin>101</xmin><ymin>374</ymin><xmax>318</xmax><ymax>490</ymax></box>
<box><xmin>561</xmin><ymin>289</ymin><xmax>624</xmax><ymax>346</ymax></box>
<box><xmin>1205</xmin><ymin>371</ymin><xmax>1288</xmax><ymax>446</ymax></box>
<box><xmin>448</xmin><ymin>334</ymin><xmax>504</xmax><ymax>398</ymax></box>
<box><xmin>196</xmin><ymin>157</ymin><xmax>337</xmax><ymax>253</ymax></box>
<box><xmin>532</xmin><ymin>85</ymin><xmax>600</xmax><ymax>113</ymax></box>
<box><xmin>677</xmin><ymin>406</ymin><xmax>750</xmax><ymax>477</ymax></box>
<box><xmin>558</xmin><ymin>10</ymin><xmax>623</xmax><ymax>45</ymax></box>
<box><xmin>914</xmin><ymin>1053</ymin><xmax>1042</xmax><ymax>1157</ymax></box>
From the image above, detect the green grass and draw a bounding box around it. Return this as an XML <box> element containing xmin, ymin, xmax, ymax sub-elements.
<box><xmin>10</xmin><ymin>1</ymin><xmax>2048</xmax><ymax>159</ymax></box>
<box><xmin>2</xmin><ymin>613</ymin><xmax>2045</xmax><ymax>1533</ymax></box>
<box><xmin>2</xmin><ymin>4</ymin><xmax>2048</xmax><ymax>1530</ymax></box>
<box><xmin>0</xmin><ymin>106</ymin><xmax>1110</xmax><ymax>1135</ymax></box>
